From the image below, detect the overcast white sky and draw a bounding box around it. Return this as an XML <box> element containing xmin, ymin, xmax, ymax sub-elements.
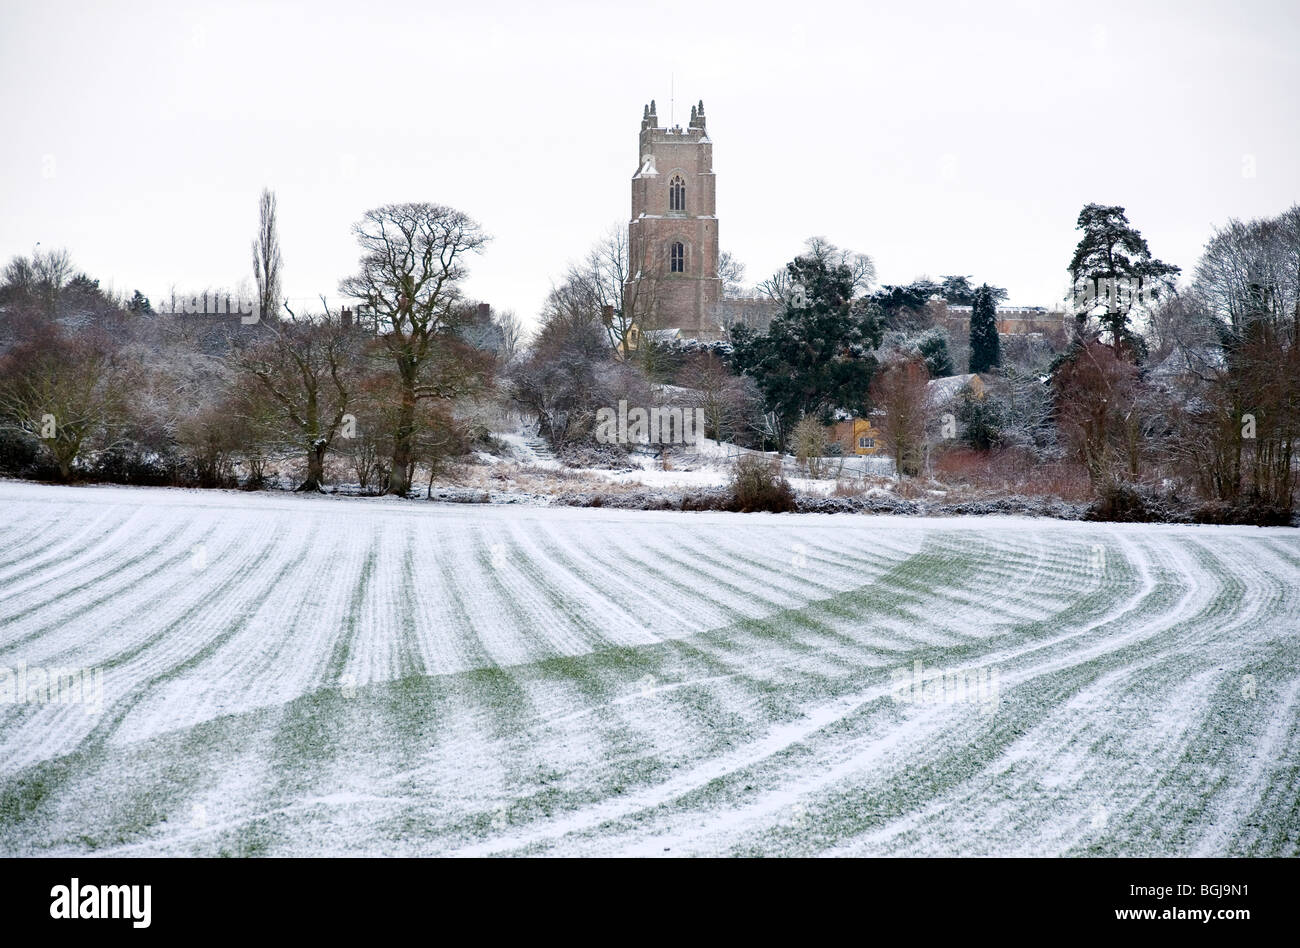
<box><xmin>2</xmin><ymin>0</ymin><xmax>1297</xmax><ymax>328</ymax></box>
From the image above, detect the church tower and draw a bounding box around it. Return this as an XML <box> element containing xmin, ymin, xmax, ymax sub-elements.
<box><xmin>625</xmin><ymin>99</ymin><xmax>722</xmax><ymax>339</ymax></box>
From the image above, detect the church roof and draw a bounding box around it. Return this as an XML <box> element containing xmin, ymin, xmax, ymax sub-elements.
<box><xmin>634</xmin><ymin>154</ymin><xmax>658</xmax><ymax>178</ymax></box>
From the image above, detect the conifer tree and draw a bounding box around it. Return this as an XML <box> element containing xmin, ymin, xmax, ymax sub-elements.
<box><xmin>969</xmin><ymin>283</ymin><xmax>1001</xmax><ymax>374</ymax></box>
<box><xmin>1067</xmin><ymin>203</ymin><xmax>1179</xmax><ymax>356</ymax></box>
<box><xmin>731</xmin><ymin>252</ymin><xmax>883</xmax><ymax>447</ymax></box>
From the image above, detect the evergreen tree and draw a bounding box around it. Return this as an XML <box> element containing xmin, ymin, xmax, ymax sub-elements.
<box><xmin>916</xmin><ymin>329</ymin><xmax>955</xmax><ymax>377</ymax></box>
<box><xmin>1067</xmin><ymin>203</ymin><xmax>1179</xmax><ymax>356</ymax></box>
<box><xmin>969</xmin><ymin>283</ymin><xmax>1001</xmax><ymax>374</ymax></box>
<box><xmin>872</xmin><ymin>280</ymin><xmax>940</xmax><ymax>328</ymax></box>
<box><xmin>128</xmin><ymin>290</ymin><xmax>152</xmax><ymax>314</ymax></box>
<box><xmin>732</xmin><ymin>252</ymin><xmax>884</xmax><ymax>447</ymax></box>
<box><xmin>940</xmin><ymin>275</ymin><xmax>1007</xmax><ymax>306</ymax></box>
<box><xmin>940</xmin><ymin>275</ymin><xmax>976</xmax><ymax>305</ymax></box>
<box><xmin>956</xmin><ymin>386</ymin><xmax>1002</xmax><ymax>450</ymax></box>
<box><xmin>873</xmin><ymin>276</ymin><xmax>1007</xmax><ymax>328</ymax></box>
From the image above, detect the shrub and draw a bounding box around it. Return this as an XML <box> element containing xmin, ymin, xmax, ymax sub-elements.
<box><xmin>89</xmin><ymin>444</ymin><xmax>186</xmax><ymax>486</ymax></box>
<box><xmin>932</xmin><ymin>446</ymin><xmax>1092</xmax><ymax>501</ymax></box>
<box><xmin>0</xmin><ymin>428</ymin><xmax>46</xmax><ymax>476</ymax></box>
<box><xmin>1087</xmin><ymin>482</ymin><xmax>1155</xmax><ymax>522</ymax></box>
<box><xmin>558</xmin><ymin>442</ymin><xmax>631</xmax><ymax>469</ymax></box>
<box><xmin>792</xmin><ymin>415</ymin><xmax>829</xmax><ymax>477</ymax></box>
<box><xmin>1085</xmin><ymin>481</ymin><xmax>1295</xmax><ymax>526</ymax></box>
<box><xmin>1086</xmin><ymin>482</ymin><xmax>1193</xmax><ymax>524</ymax></box>
<box><xmin>1191</xmin><ymin>499</ymin><xmax>1293</xmax><ymax>527</ymax></box>
<box><xmin>729</xmin><ymin>454</ymin><xmax>795</xmax><ymax>512</ymax></box>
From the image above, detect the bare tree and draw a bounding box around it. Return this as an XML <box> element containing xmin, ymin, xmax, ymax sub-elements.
<box><xmin>338</xmin><ymin>202</ymin><xmax>492</xmax><ymax>495</ymax></box>
<box><xmin>1174</xmin><ymin>207</ymin><xmax>1300</xmax><ymax>512</ymax></box>
<box><xmin>803</xmin><ymin>236</ymin><xmax>877</xmax><ymax>295</ymax></box>
<box><xmin>1142</xmin><ymin>293</ymin><xmax>1218</xmax><ymax>367</ymax></box>
<box><xmin>493</xmin><ymin>307</ymin><xmax>524</xmax><ymax>364</ymax></box>
<box><xmin>1</xmin><ymin>247</ymin><xmax>74</xmax><ymax>317</ymax></box>
<box><xmin>234</xmin><ymin>302</ymin><xmax>360</xmax><ymax>491</ymax></box>
<box><xmin>1053</xmin><ymin>340</ymin><xmax>1143</xmax><ymax>487</ymax></box>
<box><xmin>718</xmin><ymin>250</ymin><xmax>748</xmax><ymax>298</ymax></box>
<box><xmin>1</xmin><ymin>255</ymin><xmax>36</xmax><ymax>295</ymax></box>
<box><xmin>987</xmin><ymin>366</ymin><xmax>1057</xmax><ymax>457</ymax></box>
<box><xmin>554</xmin><ymin>224</ymin><xmax>665</xmax><ymax>355</ymax></box>
<box><xmin>676</xmin><ymin>351</ymin><xmax>759</xmax><ymax>444</ymax></box>
<box><xmin>173</xmin><ymin>393</ymin><xmax>256</xmax><ymax>488</ymax></box>
<box><xmin>0</xmin><ymin>325</ymin><xmax>131</xmax><ymax>479</ymax></box>
<box><xmin>757</xmin><ymin>265</ymin><xmax>793</xmax><ymax>304</ymax></box>
<box><xmin>757</xmin><ymin>236</ymin><xmax>876</xmax><ymax>303</ymax></box>
<box><xmin>252</xmin><ymin>188</ymin><xmax>282</xmax><ymax>323</ymax></box>
<box><xmin>871</xmin><ymin>355</ymin><xmax>930</xmax><ymax>476</ymax></box>
<box><xmin>1195</xmin><ymin>209</ymin><xmax>1300</xmax><ymax>334</ymax></box>
<box><xmin>507</xmin><ymin>307</ymin><xmax>611</xmax><ymax>447</ymax></box>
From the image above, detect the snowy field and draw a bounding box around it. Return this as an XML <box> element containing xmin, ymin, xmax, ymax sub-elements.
<box><xmin>1</xmin><ymin>480</ymin><xmax>1297</xmax><ymax>857</ymax></box>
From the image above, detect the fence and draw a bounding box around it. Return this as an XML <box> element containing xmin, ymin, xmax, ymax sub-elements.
<box><xmin>676</xmin><ymin>441</ymin><xmax>897</xmax><ymax>482</ymax></box>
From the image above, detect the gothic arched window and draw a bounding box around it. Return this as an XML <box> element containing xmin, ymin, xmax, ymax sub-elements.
<box><xmin>669</xmin><ymin>175</ymin><xmax>685</xmax><ymax>212</ymax></box>
<box><xmin>670</xmin><ymin>242</ymin><xmax>685</xmax><ymax>273</ymax></box>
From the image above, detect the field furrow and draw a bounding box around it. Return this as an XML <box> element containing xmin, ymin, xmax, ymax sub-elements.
<box><xmin>0</xmin><ymin>481</ymin><xmax>1296</xmax><ymax>857</ymax></box>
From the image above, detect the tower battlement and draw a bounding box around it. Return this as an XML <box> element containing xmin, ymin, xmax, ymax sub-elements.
<box><xmin>637</xmin><ymin>101</ymin><xmax>711</xmax><ymax>174</ymax></box>
<box><xmin>626</xmin><ymin>98</ymin><xmax>721</xmax><ymax>338</ymax></box>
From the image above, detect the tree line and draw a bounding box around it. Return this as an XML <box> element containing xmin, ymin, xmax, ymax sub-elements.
<box><xmin>1</xmin><ymin>195</ymin><xmax>1295</xmax><ymax>522</ymax></box>
<box><xmin>0</xmin><ymin>195</ymin><xmax>516</xmax><ymax>496</ymax></box>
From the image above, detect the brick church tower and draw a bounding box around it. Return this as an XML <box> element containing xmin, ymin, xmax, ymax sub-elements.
<box><xmin>625</xmin><ymin>99</ymin><xmax>722</xmax><ymax>340</ymax></box>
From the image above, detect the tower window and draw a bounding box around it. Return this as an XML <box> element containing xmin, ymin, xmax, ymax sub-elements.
<box><xmin>669</xmin><ymin>175</ymin><xmax>685</xmax><ymax>211</ymax></box>
<box><xmin>670</xmin><ymin>242</ymin><xmax>685</xmax><ymax>273</ymax></box>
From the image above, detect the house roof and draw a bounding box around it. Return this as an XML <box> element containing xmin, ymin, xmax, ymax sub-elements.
<box><xmin>926</xmin><ymin>373</ymin><xmax>980</xmax><ymax>405</ymax></box>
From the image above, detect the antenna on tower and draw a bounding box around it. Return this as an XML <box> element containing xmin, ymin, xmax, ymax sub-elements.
<box><xmin>670</xmin><ymin>71</ymin><xmax>674</xmax><ymax>127</ymax></box>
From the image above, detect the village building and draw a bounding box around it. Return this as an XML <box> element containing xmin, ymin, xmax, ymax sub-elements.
<box><xmin>624</xmin><ymin>100</ymin><xmax>783</xmax><ymax>342</ymax></box>
<box><xmin>828</xmin><ymin>417</ymin><xmax>884</xmax><ymax>456</ymax></box>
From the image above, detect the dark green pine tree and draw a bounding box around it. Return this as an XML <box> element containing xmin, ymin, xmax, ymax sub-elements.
<box><xmin>128</xmin><ymin>289</ymin><xmax>153</xmax><ymax>314</ymax></box>
<box><xmin>731</xmin><ymin>253</ymin><xmax>884</xmax><ymax>446</ymax></box>
<box><xmin>1067</xmin><ymin>203</ymin><xmax>1179</xmax><ymax>356</ymax></box>
<box><xmin>916</xmin><ymin>330</ymin><xmax>955</xmax><ymax>378</ymax></box>
<box><xmin>956</xmin><ymin>387</ymin><xmax>1002</xmax><ymax>451</ymax></box>
<box><xmin>968</xmin><ymin>283</ymin><xmax>1001</xmax><ymax>374</ymax></box>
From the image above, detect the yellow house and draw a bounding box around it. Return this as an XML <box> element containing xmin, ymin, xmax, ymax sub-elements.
<box><xmin>828</xmin><ymin>418</ymin><xmax>882</xmax><ymax>455</ymax></box>
<box><xmin>618</xmin><ymin>324</ymin><xmax>641</xmax><ymax>358</ymax></box>
<box><xmin>614</xmin><ymin>322</ymin><xmax>681</xmax><ymax>360</ymax></box>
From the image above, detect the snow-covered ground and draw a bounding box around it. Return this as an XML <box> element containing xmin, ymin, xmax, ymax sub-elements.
<box><xmin>1</xmin><ymin>480</ymin><xmax>1297</xmax><ymax>856</ymax></box>
<box><xmin>478</xmin><ymin>432</ymin><xmax>898</xmax><ymax>498</ymax></box>
<box><xmin>550</xmin><ymin>438</ymin><xmax>894</xmax><ymax>496</ymax></box>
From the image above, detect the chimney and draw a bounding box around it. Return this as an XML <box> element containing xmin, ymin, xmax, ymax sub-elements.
<box><xmin>477</xmin><ymin>302</ymin><xmax>491</xmax><ymax>322</ymax></box>
<box><xmin>601</xmin><ymin>304</ymin><xmax>614</xmax><ymax>325</ymax></box>
<box><xmin>341</xmin><ymin>307</ymin><xmax>353</xmax><ymax>329</ymax></box>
